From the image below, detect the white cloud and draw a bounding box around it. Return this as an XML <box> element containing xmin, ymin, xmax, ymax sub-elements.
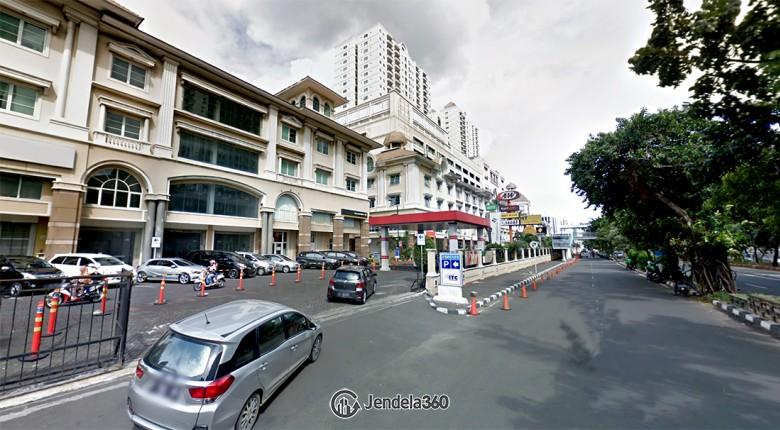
<box><xmin>121</xmin><ymin>0</ymin><xmax>693</xmax><ymax>225</ymax></box>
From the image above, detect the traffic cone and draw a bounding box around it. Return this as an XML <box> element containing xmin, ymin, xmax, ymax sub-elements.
<box><xmin>154</xmin><ymin>275</ymin><xmax>167</xmax><ymax>304</ymax></box>
<box><xmin>502</xmin><ymin>293</ymin><xmax>511</xmax><ymax>311</ymax></box>
<box><xmin>295</xmin><ymin>265</ymin><xmax>301</xmax><ymax>283</ymax></box>
<box><xmin>469</xmin><ymin>293</ymin><xmax>478</xmax><ymax>316</ymax></box>
<box><xmin>93</xmin><ymin>281</ymin><xmax>110</xmax><ymax>316</ymax></box>
<box><xmin>269</xmin><ymin>267</ymin><xmax>276</xmax><ymax>286</ymax></box>
<box><xmin>20</xmin><ymin>299</ymin><xmax>48</xmax><ymax>361</ymax></box>
<box><xmin>43</xmin><ymin>295</ymin><xmax>61</xmax><ymax>337</ymax></box>
<box><xmin>521</xmin><ymin>284</ymin><xmax>528</xmax><ymax>299</ymax></box>
<box><xmin>198</xmin><ymin>277</ymin><xmax>208</xmax><ymax>297</ymax></box>
<box><xmin>236</xmin><ymin>269</ymin><xmax>245</xmax><ymax>291</ymax></box>
<box><xmin>319</xmin><ymin>262</ymin><xmax>325</xmax><ymax>280</ymax></box>
<box><xmin>531</xmin><ymin>279</ymin><xmax>537</xmax><ymax>291</ymax></box>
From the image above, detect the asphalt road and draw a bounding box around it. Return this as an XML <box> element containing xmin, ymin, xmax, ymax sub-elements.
<box><xmin>734</xmin><ymin>266</ymin><xmax>780</xmax><ymax>295</ymax></box>
<box><xmin>3</xmin><ymin>259</ymin><xmax>780</xmax><ymax>429</ymax></box>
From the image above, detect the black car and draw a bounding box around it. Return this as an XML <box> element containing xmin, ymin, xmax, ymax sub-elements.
<box><xmin>1</xmin><ymin>255</ymin><xmax>63</xmax><ymax>297</ymax></box>
<box><xmin>321</xmin><ymin>251</ymin><xmax>359</xmax><ymax>266</ymax></box>
<box><xmin>296</xmin><ymin>251</ymin><xmax>339</xmax><ymax>269</ymax></box>
<box><xmin>327</xmin><ymin>266</ymin><xmax>377</xmax><ymax>304</ymax></box>
<box><xmin>184</xmin><ymin>250</ymin><xmax>257</xmax><ymax>279</ymax></box>
<box><xmin>342</xmin><ymin>251</ymin><xmax>369</xmax><ymax>266</ymax></box>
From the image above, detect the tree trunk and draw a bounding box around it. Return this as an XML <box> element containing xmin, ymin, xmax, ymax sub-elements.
<box><xmin>690</xmin><ymin>245</ymin><xmax>735</xmax><ymax>294</ymax></box>
<box><xmin>773</xmin><ymin>243</ymin><xmax>779</xmax><ymax>267</ymax></box>
<box><xmin>754</xmin><ymin>246</ymin><xmax>759</xmax><ymax>263</ymax></box>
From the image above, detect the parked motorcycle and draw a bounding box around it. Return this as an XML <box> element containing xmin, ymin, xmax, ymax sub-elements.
<box><xmin>45</xmin><ymin>277</ymin><xmax>106</xmax><ymax>308</ymax></box>
<box><xmin>192</xmin><ymin>271</ymin><xmax>225</xmax><ymax>291</ymax></box>
<box><xmin>646</xmin><ymin>261</ymin><xmax>663</xmax><ymax>282</ymax></box>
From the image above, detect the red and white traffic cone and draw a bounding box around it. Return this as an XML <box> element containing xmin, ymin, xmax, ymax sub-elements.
<box><xmin>531</xmin><ymin>279</ymin><xmax>537</xmax><ymax>291</ymax></box>
<box><xmin>42</xmin><ymin>296</ymin><xmax>61</xmax><ymax>337</ymax></box>
<box><xmin>236</xmin><ymin>269</ymin><xmax>245</xmax><ymax>291</ymax></box>
<box><xmin>198</xmin><ymin>277</ymin><xmax>208</xmax><ymax>297</ymax></box>
<box><xmin>269</xmin><ymin>267</ymin><xmax>276</xmax><ymax>286</ymax></box>
<box><xmin>154</xmin><ymin>275</ymin><xmax>167</xmax><ymax>305</ymax></box>
<box><xmin>469</xmin><ymin>291</ymin><xmax>479</xmax><ymax>316</ymax></box>
<box><xmin>20</xmin><ymin>299</ymin><xmax>48</xmax><ymax>361</ymax></box>
<box><xmin>295</xmin><ymin>265</ymin><xmax>301</xmax><ymax>283</ymax></box>
<box><xmin>319</xmin><ymin>263</ymin><xmax>325</xmax><ymax>280</ymax></box>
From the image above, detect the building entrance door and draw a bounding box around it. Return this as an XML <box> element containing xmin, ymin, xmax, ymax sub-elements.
<box><xmin>272</xmin><ymin>231</ymin><xmax>287</xmax><ymax>255</ymax></box>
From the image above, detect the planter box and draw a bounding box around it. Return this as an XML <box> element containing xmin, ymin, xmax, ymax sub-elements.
<box><xmin>731</xmin><ymin>293</ymin><xmax>780</xmax><ymax>323</ymax></box>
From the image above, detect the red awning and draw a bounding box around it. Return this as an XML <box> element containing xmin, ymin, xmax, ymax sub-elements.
<box><xmin>368</xmin><ymin>210</ymin><xmax>490</xmax><ymax>230</ymax></box>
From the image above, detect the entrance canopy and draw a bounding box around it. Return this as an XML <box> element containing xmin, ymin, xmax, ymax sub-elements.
<box><xmin>369</xmin><ymin>210</ymin><xmax>490</xmax><ymax>231</ymax></box>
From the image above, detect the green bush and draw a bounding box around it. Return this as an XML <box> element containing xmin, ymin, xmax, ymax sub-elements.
<box><xmin>627</xmin><ymin>249</ymin><xmax>651</xmax><ymax>270</ymax></box>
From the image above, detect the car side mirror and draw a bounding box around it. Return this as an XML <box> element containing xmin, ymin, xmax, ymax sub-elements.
<box><xmin>1</xmin><ymin>266</ymin><xmax>10</xmax><ymax>272</ymax></box>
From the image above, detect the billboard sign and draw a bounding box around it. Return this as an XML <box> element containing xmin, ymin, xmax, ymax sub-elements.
<box><xmin>552</xmin><ymin>233</ymin><xmax>572</xmax><ymax>249</ymax></box>
<box><xmin>520</xmin><ymin>214</ymin><xmax>543</xmax><ymax>225</ymax></box>
<box><xmin>439</xmin><ymin>252</ymin><xmax>463</xmax><ymax>287</ymax></box>
<box><xmin>485</xmin><ymin>202</ymin><xmax>497</xmax><ymax>211</ymax></box>
<box><xmin>501</xmin><ymin>219</ymin><xmax>520</xmax><ymax>226</ymax></box>
<box><xmin>499</xmin><ymin>205</ymin><xmax>520</xmax><ymax>212</ymax></box>
<box><xmin>489</xmin><ymin>212</ymin><xmax>501</xmax><ymax>242</ymax></box>
<box><xmin>500</xmin><ymin>212</ymin><xmax>519</xmax><ymax>219</ymax></box>
<box><xmin>497</xmin><ymin>190</ymin><xmax>521</xmax><ymax>201</ymax></box>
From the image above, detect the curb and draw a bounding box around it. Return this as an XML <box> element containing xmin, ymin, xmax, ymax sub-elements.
<box><xmin>712</xmin><ymin>300</ymin><xmax>780</xmax><ymax>339</ymax></box>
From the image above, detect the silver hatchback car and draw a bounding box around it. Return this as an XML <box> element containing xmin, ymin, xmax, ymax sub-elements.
<box><xmin>127</xmin><ymin>300</ymin><xmax>323</xmax><ymax>430</ymax></box>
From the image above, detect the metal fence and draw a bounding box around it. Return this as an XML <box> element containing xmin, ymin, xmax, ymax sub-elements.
<box><xmin>0</xmin><ymin>274</ymin><xmax>133</xmax><ymax>393</ymax></box>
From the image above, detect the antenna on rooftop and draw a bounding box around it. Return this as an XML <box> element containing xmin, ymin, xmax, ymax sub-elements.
<box><xmin>204</xmin><ymin>311</ymin><xmax>210</xmax><ymax>324</ymax></box>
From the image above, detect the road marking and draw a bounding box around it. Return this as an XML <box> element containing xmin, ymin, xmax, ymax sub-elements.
<box><xmin>746</xmin><ymin>282</ymin><xmax>767</xmax><ymax>290</ymax></box>
<box><xmin>0</xmin><ymin>381</ymin><xmax>128</xmax><ymax>422</ymax></box>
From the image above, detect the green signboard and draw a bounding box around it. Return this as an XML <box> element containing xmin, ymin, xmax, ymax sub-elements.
<box><xmin>485</xmin><ymin>202</ymin><xmax>497</xmax><ymax>211</ymax></box>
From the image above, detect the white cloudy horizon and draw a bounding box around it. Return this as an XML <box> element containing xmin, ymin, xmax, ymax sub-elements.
<box><xmin>120</xmin><ymin>0</ymin><xmax>695</xmax><ymax>227</ymax></box>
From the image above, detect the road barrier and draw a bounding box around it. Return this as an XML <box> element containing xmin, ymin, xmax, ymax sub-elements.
<box><xmin>92</xmin><ymin>281</ymin><xmax>110</xmax><ymax>316</ymax></box>
<box><xmin>236</xmin><ymin>269</ymin><xmax>245</xmax><ymax>292</ymax></box>
<box><xmin>269</xmin><ymin>267</ymin><xmax>277</xmax><ymax>286</ymax></box>
<box><xmin>20</xmin><ymin>299</ymin><xmax>47</xmax><ymax>362</ymax></box>
<box><xmin>154</xmin><ymin>275</ymin><xmax>167</xmax><ymax>305</ymax></box>
<box><xmin>43</xmin><ymin>296</ymin><xmax>61</xmax><ymax>337</ymax></box>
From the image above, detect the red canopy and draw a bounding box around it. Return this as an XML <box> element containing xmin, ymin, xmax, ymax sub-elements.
<box><xmin>368</xmin><ymin>210</ymin><xmax>490</xmax><ymax>230</ymax></box>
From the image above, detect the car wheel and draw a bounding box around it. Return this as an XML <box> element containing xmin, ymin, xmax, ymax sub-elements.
<box><xmin>282</xmin><ymin>266</ymin><xmax>290</xmax><ymax>273</ymax></box>
<box><xmin>178</xmin><ymin>273</ymin><xmax>190</xmax><ymax>284</ymax></box>
<box><xmin>360</xmin><ymin>292</ymin><xmax>367</xmax><ymax>305</ymax></box>
<box><xmin>235</xmin><ymin>392</ymin><xmax>261</xmax><ymax>430</ymax></box>
<box><xmin>136</xmin><ymin>272</ymin><xmax>147</xmax><ymax>283</ymax></box>
<box><xmin>8</xmin><ymin>282</ymin><xmax>23</xmax><ymax>298</ymax></box>
<box><xmin>309</xmin><ymin>335</ymin><xmax>322</xmax><ymax>363</ymax></box>
<box><xmin>373</xmin><ymin>281</ymin><xmax>377</xmax><ymax>296</ymax></box>
<box><xmin>228</xmin><ymin>269</ymin><xmax>239</xmax><ymax>279</ymax></box>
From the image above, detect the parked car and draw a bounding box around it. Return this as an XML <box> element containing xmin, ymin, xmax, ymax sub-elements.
<box><xmin>235</xmin><ymin>252</ymin><xmax>273</xmax><ymax>275</ymax></box>
<box><xmin>185</xmin><ymin>250</ymin><xmax>256</xmax><ymax>279</ymax></box>
<box><xmin>136</xmin><ymin>258</ymin><xmax>206</xmax><ymax>284</ymax></box>
<box><xmin>262</xmin><ymin>254</ymin><xmax>300</xmax><ymax>273</ymax></box>
<box><xmin>342</xmin><ymin>251</ymin><xmax>369</xmax><ymax>266</ymax></box>
<box><xmin>327</xmin><ymin>266</ymin><xmax>377</xmax><ymax>304</ymax></box>
<box><xmin>0</xmin><ymin>255</ymin><xmax>63</xmax><ymax>297</ymax></box>
<box><xmin>320</xmin><ymin>251</ymin><xmax>358</xmax><ymax>266</ymax></box>
<box><xmin>49</xmin><ymin>253</ymin><xmax>134</xmax><ymax>284</ymax></box>
<box><xmin>296</xmin><ymin>251</ymin><xmax>339</xmax><ymax>269</ymax></box>
<box><xmin>127</xmin><ymin>300</ymin><xmax>322</xmax><ymax>430</ymax></box>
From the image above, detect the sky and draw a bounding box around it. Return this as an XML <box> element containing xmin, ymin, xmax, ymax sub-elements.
<box><xmin>120</xmin><ymin>0</ymin><xmax>694</xmax><ymax>226</ymax></box>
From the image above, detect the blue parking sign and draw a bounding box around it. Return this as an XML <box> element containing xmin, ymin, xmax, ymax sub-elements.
<box><xmin>439</xmin><ymin>252</ymin><xmax>463</xmax><ymax>287</ymax></box>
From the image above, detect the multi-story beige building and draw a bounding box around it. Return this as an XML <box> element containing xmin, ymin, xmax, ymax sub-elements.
<box><xmin>0</xmin><ymin>0</ymin><xmax>379</xmax><ymax>265</ymax></box>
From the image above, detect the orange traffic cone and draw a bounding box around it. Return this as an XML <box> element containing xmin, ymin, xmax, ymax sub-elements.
<box><xmin>469</xmin><ymin>293</ymin><xmax>479</xmax><ymax>316</ymax></box>
<box><xmin>236</xmin><ymin>269</ymin><xmax>245</xmax><ymax>291</ymax></box>
<box><xmin>319</xmin><ymin>262</ymin><xmax>325</xmax><ymax>280</ymax></box>
<box><xmin>269</xmin><ymin>267</ymin><xmax>277</xmax><ymax>286</ymax></box>
<box><xmin>198</xmin><ymin>277</ymin><xmax>208</xmax><ymax>297</ymax></box>
<box><xmin>93</xmin><ymin>281</ymin><xmax>110</xmax><ymax>316</ymax></box>
<box><xmin>155</xmin><ymin>274</ymin><xmax>167</xmax><ymax>304</ymax></box>
<box><xmin>502</xmin><ymin>293</ymin><xmax>511</xmax><ymax>311</ymax></box>
<box><xmin>531</xmin><ymin>279</ymin><xmax>537</xmax><ymax>291</ymax></box>
<box><xmin>295</xmin><ymin>265</ymin><xmax>301</xmax><ymax>283</ymax></box>
<box><xmin>520</xmin><ymin>284</ymin><xmax>528</xmax><ymax>299</ymax></box>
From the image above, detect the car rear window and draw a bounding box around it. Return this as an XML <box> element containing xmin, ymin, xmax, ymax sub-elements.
<box><xmin>172</xmin><ymin>259</ymin><xmax>194</xmax><ymax>266</ymax></box>
<box><xmin>6</xmin><ymin>257</ymin><xmax>53</xmax><ymax>269</ymax></box>
<box><xmin>94</xmin><ymin>256</ymin><xmax>124</xmax><ymax>266</ymax></box>
<box><xmin>144</xmin><ymin>332</ymin><xmax>219</xmax><ymax>381</ymax></box>
<box><xmin>334</xmin><ymin>271</ymin><xmax>359</xmax><ymax>281</ymax></box>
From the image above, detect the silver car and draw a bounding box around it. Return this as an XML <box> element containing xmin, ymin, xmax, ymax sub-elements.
<box><xmin>262</xmin><ymin>254</ymin><xmax>299</xmax><ymax>273</ymax></box>
<box><xmin>236</xmin><ymin>252</ymin><xmax>273</xmax><ymax>275</ymax></box>
<box><xmin>128</xmin><ymin>300</ymin><xmax>323</xmax><ymax>430</ymax></box>
<box><xmin>136</xmin><ymin>258</ymin><xmax>206</xmax><ymax>284</ymax></box>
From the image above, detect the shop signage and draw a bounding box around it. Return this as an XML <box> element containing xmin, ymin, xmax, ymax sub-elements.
<box><xmin>497</xmin><ymin>190</ymin><xmax>520</xmax><ymax>201</ymax></box>
<box><xmin>552</xmin><ymin>233</ymin><xmax>572</xmax><ymax>249</ymax></box>
<box><xmin>341</xmin><ymin>209</ymin><xmax>368</xmax><ymax>218</ymax></box>
<box><xmin>520</xmin><ymin>214</ymin><xmax>543</xmax><ymax>225</ymax></box>
<box><xmin>499</xmin><ymin>204</ymin><xmax>520</xmax><ymax>212</ymax></box>
<box><xmin>501</xmin><ymin>212</ymin><xmax>519</xmax><ymax>219</ymax></box>
<box><xmin>501</xmin><ymin>219</ymin><xmax>520</xmax><ymax>226</ymax></box>
<box><xmin>485</xmin><ymin>202</ymin><xmax>498</xmax><ymax>211</ymax></box>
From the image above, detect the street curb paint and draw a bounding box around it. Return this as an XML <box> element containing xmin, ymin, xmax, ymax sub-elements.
<box><xmin>712</xmin><ymin>300</ymin><xmax>779</xmax><ymax>340</ymax></box>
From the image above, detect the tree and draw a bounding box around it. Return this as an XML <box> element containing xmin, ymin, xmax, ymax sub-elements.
<box><xmin>566</xmin><ymin>108</ymin><xmax>739</xmax><ymax>293</ymax></box>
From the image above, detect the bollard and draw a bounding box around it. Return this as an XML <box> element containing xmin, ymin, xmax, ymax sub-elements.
<box><xmin>521</xmin><ymin>284</ymin><xmax>528</xmax><ymax>299</ymax></box>
<box><xmin>93</xmin><ymin>280</ymin><xmax>111</xmax><ymax>316</ymax></box>
<box><xmin>269</xmin><ymin>266</ymin><xmax>277</xmax><ymax>286</ymax></box>
<box><xmin>502</xmin><ymin>293</ymin><xmax>511</xmax><ymax>311</ymax></box>
<box><xmin>154</xmin><ymin>274</ymin><xmax>167</xmax><ymax>305</ymax></box>
<box><xmin>531</xmin><ymin>278</ymin><xmax>537</xmax><ymax>291</ymax></box>
<box><xmin>469</xmin><ymin>291</ymin><xmax>479</xmax><ymax>316</ymax></box>
<box><xmin>236</xmin><ymin>269</ymin><xmax>245</xmax><ymax>292</ymax></box>
<box><xmin>295</xmin><ymin>265</ymin><xmax>301</xmax><ymax>283</ymax></box>
<box><xmin>20</xmin><ymin>299</ymin><xmax>48</xmax><ymax>361</ymax></box>
<box><xmin>198</xmin><ymin>277</ymin><xmax>208</xmax><ymax>297</ymax></box>
<box><xmin>42</xmin><ymin>296</ymin><xmax>61</xmax><ymax>337</ymax></box>
<box><xmin>319</xmin><ymin>262</ymin><xmax>325</xmax><ymax>280</ymax></box>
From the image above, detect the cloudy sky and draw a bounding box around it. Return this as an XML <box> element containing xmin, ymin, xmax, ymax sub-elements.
<box><xmin>121</xmin><ymin>0</ymin><xmax>693</xmax><ymax>225</ymax></box>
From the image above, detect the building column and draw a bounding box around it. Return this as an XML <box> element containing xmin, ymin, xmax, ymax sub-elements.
<box><xmin>477</xmin><ymin>227</ymin><xmax>485</xmax><ymax>267</ymax></box>
<box><xmin>44</xmin><ymin>184</ymin><xmax>84</xmax><ymax>258</ymax></box>
<box><xmin>298</xmin><ymin>212</ymin><xmax>312</xmax><ymax>252</ymax></box>
<box><xmin>254</xmin><ymin>227</ymin><xmax>262</xmax><ymax>254</ymax></box>
<box><xmin>332</xmin><ymin>215</ymin><xmax>344</xmax><ymax>250</ymax></box>
<box><xmin>140</xmin><ymin>200</ymin><xmax>157</xmax><ymax>262</ymax></box>
<box><xmin>360</xmin><ymin>152</ymin><xmax>368</xmax><ymax>193</ymax></box>
<box><xmin>260</xmin><ymin>209</ymin><xmax>274</xmax><ymax>254</ymax></box>
<box><xmin>380</xmin><ymin>226</ymin><xmax>390</xmax><ymax>271</ymax></box>
<box><xmin>334</xmin><ymin>140</ymin><xmax>345</xmax><ymax>190</ymax></box>
<box><xmin>377</xmin><ymin>169</ymin><xmax>386</xmax><ymax>207</ymax></box>
<box><xmin>358</xmin><ymin>220</ymin><xmax>370</xmax><ymax>257</ymax></box>
<box><xmin>54</xmin><ymin>19</ymin><xmax>76</xmax><ymax>118</ymax></box>
<box><xmin>205</xmin><ymin>225</ymin><xmax>215</xmax><ymax>250</ymax></box>
<box><xmin>447</xmin><ymin>222</ymin><xmax>458</xmax><ymax>252</ymax></box>
<box><xmin>155</xmin><ymin>58</ymin><xmax>179</xmax><ymax>157</ymax></box>
<box><xmin>302</xmin><ymin>125</ymin><xmax>314</xmax><ymax>181</ymax></box>
<box><xmin>264</xmin><ymin>107</ymin><xmax>279</xmax><ymax>175</ymax></box>
<box><xmin>152</xmin><ymin>200</ymin><xmax>167</xmax><ymax>258</ymax></box>
<box><xmin>63</xmin><ymin>14</ymin><xmax>97</xmax><ymax>126</ymax></box>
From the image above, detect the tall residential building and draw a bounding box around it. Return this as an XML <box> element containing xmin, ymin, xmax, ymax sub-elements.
<box><xmin>333</xmin><ymin>23</ymin><xmax>431</xmax><ymax>114</ymax></box>
<box><xmin>0</xmin><ymin>0</ymin><xmax>380</xmax><ymax>264</ymax></box>
<box><xmin>441</xmin><ymin>102</ymin><xmax>480</xmax><ymax>158</ymax></box>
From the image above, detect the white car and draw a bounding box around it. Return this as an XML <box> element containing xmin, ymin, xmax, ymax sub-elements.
<box><xmin>236</xmin><ymin>251</ymin><xmax>273</xmax><ymax>275</ymax></box>
<box><xmin>50</xmin><ymin>253</ymin><xmax>134</xmax><ymax>283</ymax></box>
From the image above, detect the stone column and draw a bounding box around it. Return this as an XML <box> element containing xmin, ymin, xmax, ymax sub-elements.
<box><xmin>254</xmin><ymin>227</ymin><xmax>262</xmax><ymax>253</ymax></box>
<box><xmin>156</xmin><ymin>58</ymin><xmax>179</xmax><ymax>156</ymax></box>
<box><xmin>44</xmin><ymin>185</ymin><xmax>84</xmax><ymax>258</ymax></box>
<box><xmin>265</xmin><ymin>107</ymin><xmax>279</xmax><ymax>175</ymax></box>
<box><xmin>447</xmin><ymin>222</ymin><xmax>458</xmax><ymax>252</ymax></box>
<box><xmin>360</xmin><ymin>152</ymin><xmax>368</xmax><ymax>193</ymax></box>
<box><xmin>503</xmin><ymin>248</ymin><xmax>509</xmax><ymax>263</ymax></box>
<box><xmin>357</xmin><ymin>220</ymin><xmax>370</xmax><ymax>256</ymax></box>
<box><xmin>377</xmin><ymin>169</ymin><xmax>386</xmax><ymax>208</ymax></box>
<box><xmin>54</xmin><ymin>19</ymin><xmax>76</xmax><ymax>118</ymax></box>
<box><xmin>260</xmin><ymin>209</ymin><xmax>275</xmax><ymax>254</ymax></box>
<box><xmin>153</xmin><ymin>200</ymin><xmax>167</xmax><ymax>258</ymax></box>
<box><xmin>380</xmin><ymin>226</ymin><xmax>390</xmax><ymax>271</ymax></box>
<box><xmin>140</xmin><ymin>200</ymin><xmax>157</xmax><ymax>262</ymax></box>
<box><xmin>298</xmin><ymin>212</ymin><xmax>312</xmax><ymax>252</ymax></box>
<box><xmin>332</xmin><ymin>215</ymin><xmax>344</xmax><ymax>250</ymax></box>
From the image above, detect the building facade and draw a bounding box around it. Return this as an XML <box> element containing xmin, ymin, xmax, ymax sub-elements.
<box><xmin>441</xmin><ymin>101</ymin><xmax>480</xmax><ymax>158</ymax></box>
<box><xmin>333</xmin><ymin>23</ymin><xmax>431</xmax><ymax>115</ymax></box>
<box><xmin>0</xmin><ymin>0</ymin><xmax>379</xmax><ymax>265</ymax></box>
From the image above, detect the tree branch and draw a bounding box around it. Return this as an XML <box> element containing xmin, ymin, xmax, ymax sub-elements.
<box><xmin>654</xmin><ymin>191</ymin><xmax>694</xmax><ymax>227</ymax></box>
<box><xmin>725</xmin><ymin>57</ymin><xmax>779</xmax><ymax>64</ymax></box>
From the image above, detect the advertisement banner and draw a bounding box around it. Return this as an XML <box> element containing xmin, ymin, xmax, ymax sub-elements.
<box><xmin>552</xmin><ymin>233</ymin><xmax>572</xmax><ymax>249</ymax></box>
<box><xmin>500</xmin><ymin>212</ymin><xmax>519</xmax><ymax>219</ymax></box>
<box><xmin>520</xmin><ymin>214</ymin><xmax>543</xmax><ymax>225</ymax></box>
<box><xmin>499</xmin><ymin>205</ymin><xmax>520</xmax><ymax>212</ymax></box>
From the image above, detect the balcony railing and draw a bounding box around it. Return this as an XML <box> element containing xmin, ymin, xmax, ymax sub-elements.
<box><xmin>92</xmin><ymin>131</ymin><xmax>152</xmax><ymax>155</ymax></box>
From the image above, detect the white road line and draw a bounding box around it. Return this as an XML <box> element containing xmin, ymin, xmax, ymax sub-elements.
<box><xmin>746</xmin><ymin>282</ymin><xmax>768</xmax><ymax>290</ymax></box>
<box><xmin>0</xmin><ymin>381</ymin><xmax>128</xmax><ymax>422</ymax></box>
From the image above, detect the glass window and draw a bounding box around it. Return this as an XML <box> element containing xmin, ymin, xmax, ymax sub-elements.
<box><xmin>316</xmin><ymin>139</ymin><xmax>329</xmax><ymax>155</ymax></box>
<box><xmin>312</xmin><ymin>97</ymin><xmax>320</xmax><ymax>112</ymax></box>
<box><xmin>368</xmin><ymin>197</ymin><xmax>375</xmax><ymax>208</ymax></box>
<box><xmin>367</xmin><ymin>157</ymin><xmax>374</xmax><ymax>172</ymax></box>
<box><xmin>85</xmin><ymin>168</ymin><xmax>142</xmax><ymax>208</ymax></box>
<box><xmin>346</xmin><ymin>151</ymin><xmax>357</xmax><ymax>165</ymax></box>
<box><xmin>323</xmin><ymin>103</ymin><xmax>331</xmax><ymax>117</ymax></box>
<box><xmin>232</xmin><ymin>330</ymin><xmax>258</xmax><ymax>369</ymax></box>
<box><xmin>258</xmin><ymin>316</ymin><xmax>285</xmax><ymax>356</ymax></box>
<box><xmin>0</xmin><ymin>222</ymin><xmax>32</xmax><ymax>255</ymax></box>
<box><xmin>104</xmin><ymin>110</ymin><xmax>142</xmax><ymax>140</ymax></box>
<box><xmin>0</xmin><ymin>79</ymin><xmax>38</xmax><ymax>116</ymax></box>
<box><xmin>281</xmin><ymin>124</ymin><xmax>297</xmax><ymax>143</ymax></box>
<box><xmin>110</xmin><ymin>56</ymin><xmax>147</xmax><ymax>89</ymax></box>
<box><xmin>424</xmin><ymin>196</ymin><xmax>431</xmax><ymax>208</ymax></box>
<box><xmin>388</xmin><ymin>194</ymin><xmax>400</xmax><ymax>206</ymax></box>
<box><xmin>389</xmin><ymin>174</ymin><xmax>400</xmax><ymax>185</ymax></box>
<box><xmin>144</xmin><ymin>331</ymin><xmax>218</xmax><ymax>381</ymax></box>
<box><xmin>178</xmin><ymin>131</ymin><xmax>259</xmax><ymax>173</ymax></box>
<box><xmin>169</xmin><ymin>183</ymin><xmax>258</xmax><ymax>218</ymax></box>
<box><xmin>0</xmin><ymin>172</ymin><xmax>43</xmax><ymax>199</ymax></box>
<box><xmin>214</xmin><ymin>232</ymin><xmax>252</xmax><ymax>251</ymax></box>
<box><xmin>424</xmin><ymin>176</ymin><xmax>431</xmax><ymax>188</ymax></box>
<box><xmin>284</xmin><ymin>312</ymin><xmax>308</xmax><ymax>338</ymax></box>
<box><xmin>346</xmin><ymin>178</ymin><xmax>357</xmax><ymax>192</ymax></box>
<box><xmin>367</xmin><ymin>178</ymin><xmax>374</xmax><ymax>189</ymax></box>
<box><xmin>315</xmin><ymin>169</ymin><xmax>330</xmax><ymax>185</ymax></box>
<box><xmin>298</xmin><ymin>96</ymin><xmax>306</xmax><ymax>108</ymax></box>
<box><xmin>280</xmin><ymin>158</ymin><xmax>298</xmax><ymax>177</ymax></box>
<box><xmin>0</xmin><ymin>11</ymin><xmax>46</xmax><ymax>52</ymax></box>
<box><xmin>274</xmin><ymin>195</ymin><xmax>298</xmax><ymax>223</ymax></box>
<box><xmin>182</xmin><ymin>83</ymin><xmax>262</xmax><ymax>135</ymax></box>
<box><xmin>312</xmin><ymin>211</ymin><xmax>332</xmax><ymax>225</ymax></box>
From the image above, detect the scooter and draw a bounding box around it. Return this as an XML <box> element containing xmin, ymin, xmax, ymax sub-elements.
<box><xmin>192</xmin><ymin>271</ymin><xmax>225</xmax><ymax>291</ymax></box>
<box><xmin>46</xmin><ymin>277</ymin><xmax>106</xmax><ymax>308</ymax></box>
<box><xmin>646</xmin><ymin>262</ymin><xmax>663</xmax><ymax>282</ymax></box>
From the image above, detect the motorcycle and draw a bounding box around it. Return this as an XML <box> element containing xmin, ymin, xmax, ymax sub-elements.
<box><xmin>673</xmin><ymin>269</ymin><xmax>698</xmax><ymax>296</ymax></box>
<box><xmin>646</xmin><ymin>261</ymin><xmax>663</xmax><ymax>282</ymax></box>
<box><xmin>46</xmin><ymin>277</ymin><xmax>106</xmax><ymax>308</ymax></box>
<box><xmin>192</xmin><ymin>271</ymin><xmax>225</xmax><ymax>291</ymax></box>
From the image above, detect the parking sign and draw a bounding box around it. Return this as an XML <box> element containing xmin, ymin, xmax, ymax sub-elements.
<box><xmin>439</xmin><ymin>252</ymin><xmax>463</xmax><ymax>287</ymax></box>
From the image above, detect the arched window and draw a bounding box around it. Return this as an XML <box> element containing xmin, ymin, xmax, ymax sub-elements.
<box><xmin>274</xmin><ymin>194</ymin><xmax>299</xmax><ymax>223</ymax></box>
<box><xmin>312</xmin><ymin>97</ymin><xmax>320</xmax><ymax>112</ymax></box>
<box><xmin>367</xmin><ymin>157</ymin><xmax>374</xmax><ymax>172</ymax></box>
<box><xmin>85</xmin><ymin>168</ymin><xmax>142</xmax><ymax>208</ymax></box>
<box><xmin>299</xmin><ymin>96</ymin><xmax>306</xmax><ymax>108</ymax></box>
<box><xmin>291</xmin><ymin>99</ymin><xmax>296</xmax><ymax>106</ymax></box>
<box><xmin>323</xmin><ymin>103</ymin><xmax>332</xmax><ymax>117</ymax></box>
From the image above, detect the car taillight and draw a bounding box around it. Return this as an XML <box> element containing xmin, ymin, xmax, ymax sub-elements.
<box><xmin>356</xmin><ymin>281</ymin><xmax>365</xmax><ymax>291</ymax></box>
<box><xmin>135</xmin><ymin>361</ymin><xmax>144</xmax><ymax>380</ymax></box>
<box><xmin>189</xmin><ymin>374</ymin><xmax>234</xmax><ymax>401</ymax></box>
<box><xmin>329</xmin><ymin>278</ymin><xmax>335</xmax><ymax>288</ymax></box>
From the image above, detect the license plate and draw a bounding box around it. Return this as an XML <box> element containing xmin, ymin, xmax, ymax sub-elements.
<box><xmin>337</xmin><ymin>292</ymin><xmax>351</xmax><ymax>298</ymax></box>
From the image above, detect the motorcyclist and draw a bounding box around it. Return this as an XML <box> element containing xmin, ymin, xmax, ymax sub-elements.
<box><xmin>624</xmin><ymin>255</ymin><xmax>634</xmax><ymax>270</ymax></box>
<box><xmin>205</xmin><ymin>259</ymin><xmax>218</xmax><ymax>284</ymax></box>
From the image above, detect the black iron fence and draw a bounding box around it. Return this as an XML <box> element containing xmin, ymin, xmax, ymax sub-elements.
<box><xmin>0</xmin><ymin>273</ymin><xmax>133</xmax><ymax>393</ymax></box>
